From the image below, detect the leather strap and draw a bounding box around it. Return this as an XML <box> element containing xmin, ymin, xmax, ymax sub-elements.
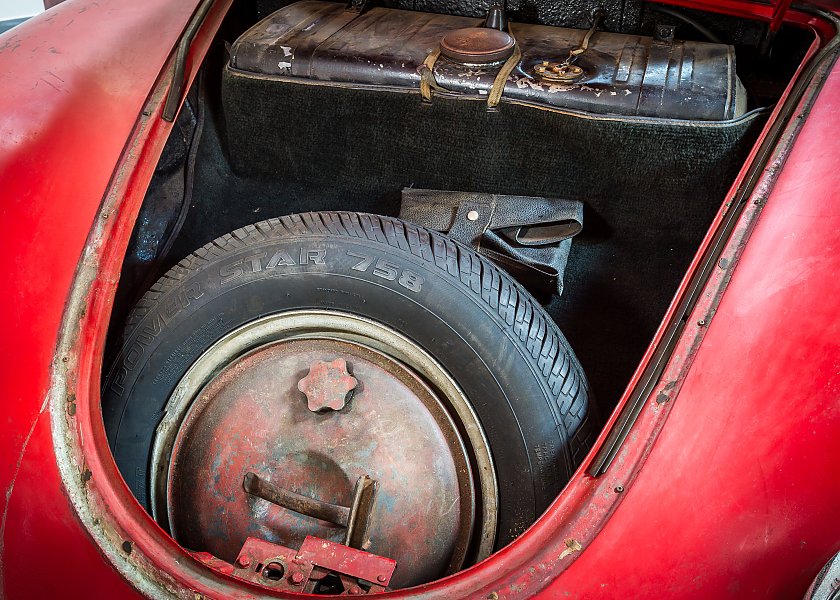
<box><xmin>487</xmin><ymin>42</ymin><xmax>521</xmax><ymax>109</ymax></box>
<box><xmin>419</xmin><ymin>46</ymin><xmax>442</xmax><ymax>103</ymax></box>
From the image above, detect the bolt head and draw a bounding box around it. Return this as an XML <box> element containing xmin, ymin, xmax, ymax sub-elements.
<box><xmin>237</xmin><ymin>555</ymin><xmax>251</xmax><ymax>568</ymax></box>
<box><xmin>377</xmin><ymin>574</ymin><xmax>388</xmax><ymax>583</ymax></box>
<box><xmin>348</xmin><ymin>585</ymin><xmax>363</xmax><ymax>595</ymax></box>
<box><xmin>298</xmin><ymin>358</ymin><xmax>358</xmax><ymax>412</ymax></box>
<box><xmin>290</xmin><ymin>572</ymin><xmax>305</xmax><ymax>585</ymax></box>
<box><xmin>467</xmin><ymin>210</ymin><xmax>480</xmax><ymax>221</ymax></box>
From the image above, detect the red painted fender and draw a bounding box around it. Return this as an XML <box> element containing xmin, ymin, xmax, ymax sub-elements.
<box><xmin>0</xmin><ymin>0</ymin><xmax>207</xmax><ymax>597</ymax></box>
<box><xmin>1</xmin><ymin>0</ymin><xmax>840</xmax><ymax>598</ymax></box>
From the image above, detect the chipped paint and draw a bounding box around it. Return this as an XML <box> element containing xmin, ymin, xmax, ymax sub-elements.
<box><xmin>558</xmin><ymin>539</ymin><xmax>582</xmax><ymax>560</ymax></box>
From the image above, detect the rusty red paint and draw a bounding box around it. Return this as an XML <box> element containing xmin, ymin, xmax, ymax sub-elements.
<box><xmin>233</xmin><ymin>537</ymin><xmax>316</xmax><ymax>591</ymax></box>
<box><xmin>290</xmin><ymin>571</ymin><xmax>305</xmax><ymax>585</ymax></box>
<box><xmin>190</xmin><ymin>551</ymin><xmax>236</xmax><ymax>576</ymax></box>
<box><xmin>0</xmin><ymin>0</ymin><xmax>230</xmax><ymax>597</ymax></box>
<box><xmin>298</xmin><ymin>358</ymin><xmax>359</xmax><ymax>412</ymax></box>
<box><xmin>299</xmin><ymin>536</ymin><xmax>397</xmax><ymax>587</ymax></box>
<box><xmin>164</xmin><ymin>337</ymin><xmax>474</xmax><ymax>588</ymax></box>
<box><xmin>194</xmin><ymin>535</ymin><xmax>395</xmax><ymax>593</ymax></box>
<box><xmin>2</xmin><ymin>0</ymin><xmax>840</xmax><ymax>598</ymax></box>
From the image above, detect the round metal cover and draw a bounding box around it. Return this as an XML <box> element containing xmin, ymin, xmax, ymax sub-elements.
<box><xmin>165</xmin><ymin>337</ymin><xmax>476</xmax><ymax>589</ymax></box>
<box><xmin>439</xmin><ymin>27</ymin><xmax>515</xmax><ymax>64</ymax></box>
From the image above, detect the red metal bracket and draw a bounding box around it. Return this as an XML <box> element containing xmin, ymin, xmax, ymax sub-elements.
<box><xmin>191</xmin><ymin>535</ymin><xmax>396</xmax><ymax>594</ymax></box>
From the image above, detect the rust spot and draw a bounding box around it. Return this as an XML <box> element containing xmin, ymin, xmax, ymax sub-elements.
<box><xmin>558</xmin><ymin>538</ymin><xmax>582</xmax><ymax>560</ymax></box>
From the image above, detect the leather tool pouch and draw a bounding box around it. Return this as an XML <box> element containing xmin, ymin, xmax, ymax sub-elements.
<box><xmin>399</xmin><ymin>188</ymin><xmax>583</xmax><ymax>301</ymax></box>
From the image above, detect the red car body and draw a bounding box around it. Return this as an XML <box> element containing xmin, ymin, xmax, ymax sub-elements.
<box><xmin>1</xmin><ymin>0</ymin><xmax>840</xmax><ymax>597</ymax></box>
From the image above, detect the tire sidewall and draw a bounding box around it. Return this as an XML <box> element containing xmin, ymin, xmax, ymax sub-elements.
<box><xmin>104</xmin><ymin>229</ymin><xmax>576</xmax><ymax>545</ymax></box>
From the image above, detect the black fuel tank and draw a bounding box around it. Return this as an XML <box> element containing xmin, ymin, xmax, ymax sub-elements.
<box><xmin>230</xmin><ymin>1</ymin><xmax>745</xmax><ymax>120</ymax></box>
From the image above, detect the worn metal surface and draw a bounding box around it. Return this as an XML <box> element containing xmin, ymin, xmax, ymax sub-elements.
<box><xmin>243</xmin><ymin>472</ymin><xmax>354</xmax><ymax>528</ymax></box>
<box><xmin>232</xmin><ymin>537</ymin><xmax>316</xmax><ymax>591</ymax></box>
<box><xmin>3</xmin><ymin>0</ymin><xmax>840</xmax><ymax>598</ymax></box>
<box><xmin>439</xmin><ymin>27</ymin><xmax>516</xmax><ymax>63</ymax></box>
<box><xmin>298</xmin><ymin>358</ymin><xmax>359</xmax><ymax>412</ymax></box>
<box><xmin>344</xmin><ymin>475</ymin><xmax>377</xmax><ymax>549</ymax></box>
<box><xmin>231</xmin><ymin>0</ymin><xmax>743</xmax><ymax>119</ymax></box>
<box><xmin>299</xmin><ymin>536</ymin><xmax>396</xmax><ymax>591</ymax></box>
<box><xmin>164</xmin><ymin>337</ymin><xmax>476</xmax><ymax>588</ymax></box>
<box><xmin>0</xmin><ymin>0</ymin><xmax>229</xmax><ymax>598</ymax></box>
<box><xmin>193</xmin><ymin>534</ymin><xmax>397</xmax><ymax>593</ymax></box>
<box><xmin>534</xmin><ymin>9</ymin><xmax>603</xmax><ymax>82</ymax></box>
<box><xmin>534</xmin><ymin>60</ymin><xmax>585</xmax><ymax>81</ymax></box>
<box><xmin>243</xmin><ymin>472</ymin><xmax>378</xmax><ymax>550</ymax></box>
<box><xmin>147</xmin><ymin>310</ymin><xmax>499</xmax><ymax>568</ymax></box>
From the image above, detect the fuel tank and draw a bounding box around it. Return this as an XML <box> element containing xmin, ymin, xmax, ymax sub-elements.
<box><xmin>230</xmin><ymin>0</ymin><xmax>745</xmax><ymax>120</ymax></box>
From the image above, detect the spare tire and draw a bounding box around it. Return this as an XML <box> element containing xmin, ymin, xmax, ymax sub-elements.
<box><xmin>102</xmin><ymin>212</ymin><xmax>594</xmax><ymax>565</ymax></box>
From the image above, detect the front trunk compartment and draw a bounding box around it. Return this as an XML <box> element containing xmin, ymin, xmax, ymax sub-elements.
<box><xmin>103</xmin><ymin>0</ymin><xmax>822</xmax><ymax>592</ymax></box>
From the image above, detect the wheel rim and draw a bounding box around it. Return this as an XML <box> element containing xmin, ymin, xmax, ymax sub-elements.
<box><xmin>149</xmin><ymin>310</ymin><xmax>498</xmax><ymax>588</ymax></box>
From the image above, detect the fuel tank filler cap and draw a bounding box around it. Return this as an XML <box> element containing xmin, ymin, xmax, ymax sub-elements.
<box><xmin>439</xmin><ymin>27</ymin><xmax>515</xmax><ymax>64</ymax></box>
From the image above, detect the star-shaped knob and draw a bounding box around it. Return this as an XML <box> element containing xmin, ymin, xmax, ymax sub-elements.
<box><xmin>298</xmin><ymin>358</ymin><xmax>358</xmax><ymax>412</ymax></box>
